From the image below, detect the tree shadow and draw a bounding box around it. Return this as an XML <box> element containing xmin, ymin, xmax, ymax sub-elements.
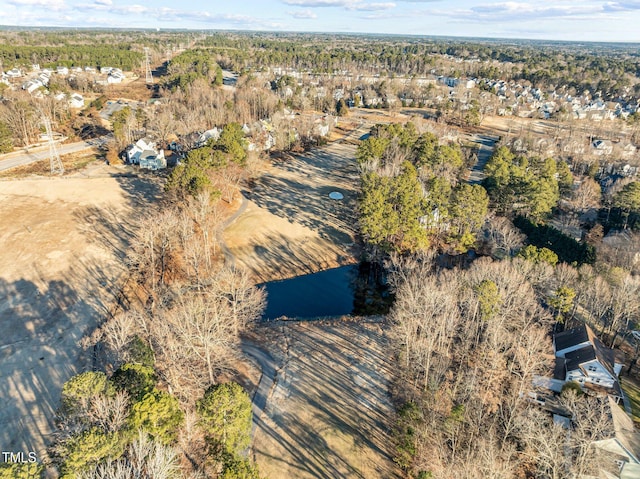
<box><xmin>246</xmin><ymin>143</ymin><xmax>360</xmax><ymax>245</ymax></box>
<box><xmin>0</xmin><ymin>169</ymin><xmax>164</xmax><ymax>459</ymax></box>
<box><xmin>253</xmin><ymin>322</ymin><xmax>401</xmax><ymax>478</ymax></box>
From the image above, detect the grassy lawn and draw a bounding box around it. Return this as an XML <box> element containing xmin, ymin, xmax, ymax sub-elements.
<box><xmin>620</xmin><ymin>376</ymin><xmax>640</xmax><ymax>425</ymax></box>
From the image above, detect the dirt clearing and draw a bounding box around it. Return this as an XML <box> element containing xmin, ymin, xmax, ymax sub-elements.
<box><xmin>251</xmin><ymin>320</ymin><xmax>401</xmax><ymax>479</ymax></box>
<box><xmin>0</xmin><ymin>162</ymin><xmax>162</xmax><ymax>457</ymax></box>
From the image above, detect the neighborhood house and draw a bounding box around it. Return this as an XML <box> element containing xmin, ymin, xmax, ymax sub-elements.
<box><xmin>553</xmin><ymin>324</ymin><xmax>624</xmax><ymax>395</ymax></box>
<box><xmin>123</xmin><ymin>139</ymin><xmax>166</xmax><ymax>170</ymax></box>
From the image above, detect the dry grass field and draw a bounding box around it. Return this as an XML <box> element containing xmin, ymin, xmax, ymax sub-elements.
<box><xmin>0</xmin><ymin>162</ymin><xmax>162</xmax><ymax>457</ymax></box>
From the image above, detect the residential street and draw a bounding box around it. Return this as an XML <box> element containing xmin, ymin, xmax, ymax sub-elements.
<box><xmin>468</xmin><ymin>134</ymin><xmax>499</xmax><ymax>184</ymax></box>
<box><xmin>0</xmin><ymin>140</ymin><xmax>99</xmax><ymax>172</ymax></box>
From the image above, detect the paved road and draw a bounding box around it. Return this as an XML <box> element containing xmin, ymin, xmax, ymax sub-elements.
<box><xmin>468</xmin><ymin>134</ymin><xmax>499</xmax><ymax>184</ymax></box>
<box><xmin>218</xmin><ymin>193</ymin><xmax>249</xmax><ymax>268</ymax></box>
<box><xmin>240</xmin><ymin>341</ymin><xmax>277</xmax><ymax>440</ymax></box>
<box><xmin>0</xmin><ymin>139</ymin><xmax>96</xmax><ymax>172</ymax></box>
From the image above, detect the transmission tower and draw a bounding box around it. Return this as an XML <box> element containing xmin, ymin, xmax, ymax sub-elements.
<box><xmin>42</xmin><ymin>115</ymin><xmax>64</xmax><ymax>175</ymax></box>
<box><xmin>144</xmin><ymin>47</ymin><xmax>153</xmax><ymax>84</ymax></box>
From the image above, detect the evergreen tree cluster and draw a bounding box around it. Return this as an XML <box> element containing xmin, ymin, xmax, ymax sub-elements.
<box><xmin>357</xmin><ymin>123</ymin><xmax>488</xmax><ymax>254</ymax></box>
<box><xmin>483</xmin><ymin>145</ymin><xmax>573</xmax><ymax>221</ymax></box>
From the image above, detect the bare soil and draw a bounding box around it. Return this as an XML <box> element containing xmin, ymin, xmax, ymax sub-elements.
<box><xmin>0</xmin><ymin>162</ymin><xmax>162</xmax><ymax>458</ymax></box>
<box><xmin>252</xmin><ymin>320</ymin><xmax>401</xmax><ymax>479</ymax></box>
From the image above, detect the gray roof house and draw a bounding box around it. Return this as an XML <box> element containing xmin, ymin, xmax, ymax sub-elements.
<box><xmin>553</xmin><ymin>324</ymin><xmax>624</xmax><ymax>395</ymax></box>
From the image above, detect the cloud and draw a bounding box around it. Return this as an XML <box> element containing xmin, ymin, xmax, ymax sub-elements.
<box><xmin>424</xmin><ymin>1</ymin><xmax>610</xmax><ymax>23</ymax></box>
<box><xmin>282</xmin><ymin>0</ymin><xmax>353</xmax><ymax>6</ymax></box>
<box><xmin>7</xmin><ymin>0</ymin><xmax>65</xmax><ymax>10</ymax></box>
<box><xmin>348</xmin><ymin>2</ymin><xmax>395</xmax><ymax>10</ymax></box>
<box><xmin>282</xmin><ymin>0</ymin><xmax>394</xmax><ymax>9</ymax></box>
<box><xmin>604</xmin><ymin>0</ymin><xmax>640</xmax><ymax>11</ymax></box>
<box><xmin>289</xmin><ymin>9</ymin><xmax>318</xmax><ymax>18</ymax></box>
<box><xmin>71</xmin><ymin>2</ymin><xmax>285</xmax><ymax>29</ymax></box>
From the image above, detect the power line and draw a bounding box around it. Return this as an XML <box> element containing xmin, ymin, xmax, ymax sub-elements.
<box><xmin>42</xmin><ymin>115</ymin><xmax>64</xmax><ymax>175</ymax></box>
<box><xmin>144</xmin><ymin>47</ymin><xmax>153</xmax><ymax>84</ymax></box>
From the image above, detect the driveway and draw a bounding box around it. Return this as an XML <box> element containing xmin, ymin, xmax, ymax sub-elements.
<box><xmin>468</xmin><ymin>134</ymin><xmax>499</xmax><ymax>184</ymax></box>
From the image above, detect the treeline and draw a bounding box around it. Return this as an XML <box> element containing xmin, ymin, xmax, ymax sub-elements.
<box><xmin>2</xmin><ymin>29</ymin><xmax>638</xmax><ymax>99</ymax></box>
<box><xmin>197</xmin><ymin>32</ymin><xmax>640</xmax><ymax>98</ymax></box>
<box><xmin>163</xmin><ymin>49</ymin><xmax>223</xmax><ymax>91</ymax></box>
<box><xmin>357</xmin><ymin>122</ymin><xmax>488</xmax><ymax>254</ymax></box>
<box><xmin>27</xmin><ymin>121</ymin><xmax>267</xmax><ymax>478</ymax></box>
<box><xmin>353</xmin><ymin>123</ymin><xmax>640</xmax><ymax>477</ymax></box>
<box><xmin>483</xmin><ymin>145</ymin><xmax>573</xmax><ymax>221</ymax></box>
<box><xmin>0</xmin><ymin>45</ymin><xmax>143</xmax><ymax>70</ymax></box>
<box><xmin>166</xmin><ymin>122</ymin><xmax>249</xmax><ymax>199</ymax></box>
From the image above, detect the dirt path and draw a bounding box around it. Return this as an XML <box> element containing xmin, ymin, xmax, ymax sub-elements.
<box><xmin>223</xmin><ymin>141</ymin><xmax>361</xmax><ymax>282</ymax></box>
<box><xmin>0</xmin><ymin>163</ymin><xmax>162</xmax><ymax>458</ymax></box>
<box><xmin>240</xmin><ymin>341</ymin><xmax>277</xmax><ymax>437</ymax></box>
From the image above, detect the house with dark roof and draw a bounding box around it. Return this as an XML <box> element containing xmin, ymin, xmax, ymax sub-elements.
<box><xmin>553</xmin><ymin>324</ymin><xmax>624</xmax><ymax>393</ymax></box>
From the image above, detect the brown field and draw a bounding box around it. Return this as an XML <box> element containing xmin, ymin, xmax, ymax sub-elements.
<box><xmin>0</xmin><ymin>162</ymin><xmax>162</xmax><ymax>457</ymax></box>
<box><xmin>251</xmin><ymin>320</ymin><xmax>401</xmax><ymax>479</ymax></box>
<box><xmin>223</xmin><ymin>131</ymin><xmax>365</xmax><ymax>282</ymax></box>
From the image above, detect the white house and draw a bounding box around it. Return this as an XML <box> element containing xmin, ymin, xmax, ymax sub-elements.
<box><xmin>139</xmin><ymin>149</ymin><xmax>166</xmax><ymax>170</ymax></box>
<box><xmin>197</xmin><ymin>128</ymin><xmax>221</xmax><ymax>147</ymax></box>
<box><xmin>123</xmin><ymin>139</ymin><xmax>166</xmax><ymax>170</ymax></box>
<box><xmin>593</xmin><ymin>139</ymin><xmax>614</xmax><ymax>156</ymax></box>
<box><xmin>56</xmin><ymin>66</ymin><xmax>69</xmax><ymax>76</ymax></box>
<box><xmin>553</xmin><ymin>324</ymin><xmax>624</xmax><ymax>392</ymax></box>
<box><xmin>38</xmin><ymin>73</ymin><xmax>50</xmax><ymax>86</ymax></box>
<box><xmin>591</xmin><ymin>396</ymin><xmax>640</xmax><ymax>479</ymax></box>
<box><xmin>22</xmin><ymin>79</ymin><xmax>43</xmax><ymax>94</ymax></box>
<box><xmin>107</xmin><ymin>70</ymin><xmax>124</xmax><ymax>84</ymax></box>
<box><xmin>100</xmin><ymin>66</ymin><xmax>113</xmax><ymax>74</ymax></box>
<box><xmin>69</xmin><ymin>93</ymin><xmax>84</xmax><ymax>109</ymax></box>
<box><xmin>6</xmin><ymin>68</ymin><xmax>22</xmax><ymax>78</ymax></box>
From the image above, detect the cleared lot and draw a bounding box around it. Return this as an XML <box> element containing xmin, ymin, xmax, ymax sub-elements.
<box><xmin>224</xmin><ymin>141</ymin><xmax>361</xmax><ymax>282</ymax></box>
<box><xmin>0</xmin><ymin>162</ymin><xmax>161</xmax><ymax>457</ymax></box>
<box><xmin>252</xmin><ymin>320</ymin><xmax>401</xmax><ymax>479</ymax></box>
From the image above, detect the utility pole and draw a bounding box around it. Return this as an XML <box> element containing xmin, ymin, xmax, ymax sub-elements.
<box><xmin>144</xmin><ymin>47</ymin><xmax>153</xmax><ymax>84</ymax></box>
<box><xmin>42</xmin><ymin>115</ymin><xmax>64</xmax><ymax>175</ymax></box>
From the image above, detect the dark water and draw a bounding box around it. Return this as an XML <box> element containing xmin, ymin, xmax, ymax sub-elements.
<box><xmin>260</xmin><ymin>262</ymin><xmax>393</xmax><ymax>320</ymax></box>
<box><xmin>260</xmin><ymin>265</ymin><xmax>357</xmax><ymax>320</ymax></box>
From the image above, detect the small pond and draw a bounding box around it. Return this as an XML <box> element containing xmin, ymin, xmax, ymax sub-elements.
<box><xmin>260</xmin><ymin>262</ymin><xmax>393</xmax><ymax>320</ymax></box>
<box><xmin>260</xmin><ymin>265</ymin><xmax>357</xmax><ymax>320</ymax></box>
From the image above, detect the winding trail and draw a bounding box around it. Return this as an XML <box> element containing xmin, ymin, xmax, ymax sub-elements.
<box><xmin>219</xmin><ymin>194</ymin><xmax>278</xmax><ymax>446</ymax></box>
<box><xmin>218</xmin><ymin>194</ymin><xmax>249</xmax><ymax>268</ymax></box>
<box><xmin>240</xmin><ymin>341</ymin><xmax>277</xmax><ymax>440</ymax></box>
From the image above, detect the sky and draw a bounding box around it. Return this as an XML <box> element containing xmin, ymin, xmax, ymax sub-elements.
<box><xmin>3</xmin><ymin>0</ymin><xmax>640</xmax><ymax>43</ymax></box>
